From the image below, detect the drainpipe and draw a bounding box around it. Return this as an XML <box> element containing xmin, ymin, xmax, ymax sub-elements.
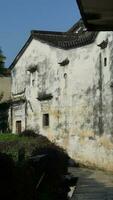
<box><xmin>98</xmin><ymin>53</ymin><xmax>104</xmax><ymax>134</ymax></box>
<box><xmin>25</xmin><ymin>100</ymin><xmax>27</xmax><ymax>130</ymax></box>
<box><xmin>64</xmin><ymin>73</ymin><xmax>68</xmax><ymax>134</ymax></box>
<box><xmin>10</xmin><ymin>104</ymin><xmax>13</xmax><ymax>132</ymax></box>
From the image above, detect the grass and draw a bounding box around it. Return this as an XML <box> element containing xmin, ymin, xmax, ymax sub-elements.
<box><xmin>0</xmin><ymin>133</ymin><xmax>69</xmax><ymax>200</ymax></box>
<box><xmin>0</xmin><ymin>133</ymin><xmax>18</xmax><ymax>141</ymax></box>
<box><xmin>0</xmin><ymin>133</ymin><xmax>51</xmax><ymax>161</ymax></box>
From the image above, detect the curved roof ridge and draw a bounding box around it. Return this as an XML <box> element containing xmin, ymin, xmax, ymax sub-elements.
<box><xmin>9</xmin><ymin>20</ymin><xmax>98</xmax><ymax>69</ymax></box>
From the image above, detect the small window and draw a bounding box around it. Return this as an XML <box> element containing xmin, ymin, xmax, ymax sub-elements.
<box><xmin>104</xmin><ymin>57</ymin><xmax>107</xmax><ymax>66</ymax></box>
<box><xmin>64</xmin><ymin>73</ymin><xmax>67</xmax><ymax>79</ymax></box>
<box><xmin>32</xmin><ymin>79</ymin><xmax>35</xmax><ymax>86</ymax></box>
<box><xmin>43</xmin><ymin>113</ymin><xmax>49</xmax><ymax>127</ymax></box>
<box><xmin>30</xmin><ymin>71</ymin><xmax>36</xmax><ymax>87</ymax></box>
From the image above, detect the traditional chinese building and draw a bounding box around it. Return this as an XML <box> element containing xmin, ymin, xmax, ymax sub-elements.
<box><xmin>9</xmin><ymin>20</ymin><xmax>113</xmax><ymax>171</ymax></box>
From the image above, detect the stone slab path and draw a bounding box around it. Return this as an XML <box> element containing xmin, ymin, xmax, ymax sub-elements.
<box><xmin>68</xmin><ymin>167</ymin><xmax>113</xmax><ymax>200</ymax></box>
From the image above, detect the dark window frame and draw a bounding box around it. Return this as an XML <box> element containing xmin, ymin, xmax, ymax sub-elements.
<box><xmin>16</xmin><ymin>120</ymin><xmax>22</xmax><ymax>134</ymax></box>
<box><xmin>43</xmin><ymin>113</ymin><xmax>49</xmax><ymax>127</ymax></box>
<box><xmin>104</xmin><ymin>57</ymin><xmax>107</xmax><ymax>66</ymax></box>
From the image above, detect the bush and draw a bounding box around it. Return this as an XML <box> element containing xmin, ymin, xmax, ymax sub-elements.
<box><xmin>0</xmin><ymin>133</ymin><xmax>70</xmax><ymax>200</ymax></box>
<box><xmin>15</xmin><ymin>160</ymin><xmax>36</xmax><ymax>200</ymax></box>
<box><xmin>32</xmin><ymin>143</ymin><xmax>69</xmax><ymax>176</ymax></box>
<box><xmin>0</xmin><ymin>152</ymin><xmax>16</xmax><ymax>199</ymax></box>
<box><xmin>0</xmin><ymin>152</ymin><xmax>37</xmax><ymax>200</ymax></box>
<box><xmin>31</xmin><ymin>142</ymin><xmax>69</xmax><ymax>200</ymax></box>
<box><xmin>19</xmin><ymin>129</ymin><xmax>38</xmax><ymax>138</ymax></box>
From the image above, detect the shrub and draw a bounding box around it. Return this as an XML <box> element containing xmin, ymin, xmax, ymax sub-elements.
<box><xmin>32</xmin><ymin>143</ymin><xmax>69</xmax><ymax>176</ymax></box>
<box><xmin>0</xmin><ymin>152</ymin><xmax>16</xmax><ymax>199</ymax></box>
<box><xmin>0</xmin><ymin>134</ymin><xmax>70</xmax><ymax>200</ymax></box>
<box><xmin>31</xmin><ymin>141</ymin><xmax>69</xmax><ymax>200</ymax></box>
<box><xmin>15</xmin><ymin>160</ymin><xmax>36</xmax><ymax>200</ymax></box>
<box><xmin>19</xmin><ymin>129</ymin><xmax>38</xmax><ymax>138</ymax></box>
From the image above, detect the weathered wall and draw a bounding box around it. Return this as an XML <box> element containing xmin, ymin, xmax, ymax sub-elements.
<box><xmin>11</xmin><ymin>38</ymin><xmax>98</xmax><ymax>136</ymax></box>
<box><xmin>11</xmin><ymin>31</ymin><xmax>113</xmax><ymax>171</ymax></box>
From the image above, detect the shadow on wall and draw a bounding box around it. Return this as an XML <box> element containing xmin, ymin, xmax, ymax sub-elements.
<box><xmin>0</xmin><ymin>130</ymin><xmax>78</xmax><ymax>200</ymax></box>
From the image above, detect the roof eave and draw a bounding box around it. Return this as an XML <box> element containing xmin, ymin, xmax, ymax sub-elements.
<box><xmin>9</xmin><ymin>21</ymin><xmax>98</xmax><ymax>70</ymax></box>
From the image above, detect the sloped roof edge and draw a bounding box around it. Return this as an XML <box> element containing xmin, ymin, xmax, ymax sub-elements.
<box><xmin>9</xmin><ymin>35</ymin><xmax>33</xmax><ymax>69</ymax></box>
<box><xmin>9</xmin><ymin>31</ymin><xmax>66</xmax><ymax>69</ymax></box>
<box><xmin>9</xmin><ymin>20</ymin><xmax>98</xmax><ymax>69</ymax></box>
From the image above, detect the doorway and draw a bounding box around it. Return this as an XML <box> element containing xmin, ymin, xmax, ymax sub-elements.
<box><xmin>16</xmin><ymin>121</ymin><xmax>22</xmax><ymax>134</ymax></box>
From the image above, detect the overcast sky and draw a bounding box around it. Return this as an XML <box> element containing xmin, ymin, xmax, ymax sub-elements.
<box><xmin>0</xmin><ymin>0</ymin><xmax>80</xmax><ymax>67</ymax></box>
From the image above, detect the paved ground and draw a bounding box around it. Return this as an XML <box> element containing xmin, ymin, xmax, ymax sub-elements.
<box><xmin>68</xmin><ymin>167</ymin><xmax>113</xmax><ymax>200</ymax></box>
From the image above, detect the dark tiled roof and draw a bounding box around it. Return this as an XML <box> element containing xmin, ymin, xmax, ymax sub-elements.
<box><xmin>9</xmin><ymin>20</ymin><xmax>98</xmax><ymax>69</ymax></box>
<box><xmin>31</xmin><ymin>20</ymin><xmax>98</xmax><ymax>49</ymax></box>
<box><xmin>31</xmin><ymin>30</ymin><xmax>97</xmax><ymax>50</ymax></box>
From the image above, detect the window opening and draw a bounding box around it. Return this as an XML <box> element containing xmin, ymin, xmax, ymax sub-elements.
<box><xmin>32</xmin><ymin>79</ymin><xmax>35</xmax><ymax>86</ymax></box>
<box><xmin>104</xmin><ymin>57</ymin><xmax>107</xmax><ymax>66</ymax></box>
<box><xmin>43</xmin><ymin>113</ymin><xmax>49</xmax><ymax>127</ymax></box>
<box><xmin>64</xmin><ymin>73</ymin><xmax>67</xmax><ymax>79</ymax></box>
<box><xmin>31</xmin><ymin>71</ymin><xmax>36</xmax><ymax>87</ymax></box>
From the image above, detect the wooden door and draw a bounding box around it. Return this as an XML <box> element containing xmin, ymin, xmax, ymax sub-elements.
<box><xmin>16</xmin><ymin>121</ymin><xmax>22</xmax><ymax>134</ymax></box>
